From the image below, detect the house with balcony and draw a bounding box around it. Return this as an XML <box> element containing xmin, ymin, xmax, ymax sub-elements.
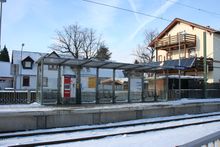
<box><xmin>147</xmin><ymin>18</ymin><xmax>220</xmax><ymax>98</ymax></box>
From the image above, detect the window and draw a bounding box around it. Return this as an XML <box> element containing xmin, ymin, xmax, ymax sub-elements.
<box><xmin>43</xmin><ymin>77</ymin><xmax>48</xmax><ymax>87</ymax></box>
<box><xmin>21</xmin><ymin>56</ymin><xmax>34</xmax><ymax>69</ymax></box>
<box><xmin>23</xmin><ymin>76</ymin><xmax>30</xmax><ymax>86</ymax></box>
<box><xmin>48</xmin><ymin>65</ymin><xmax>58</xmax><ymax>70</ymax></box>
<box><xmin>24</xmin><ymin>61</ymin><xmax>31</xmax><ymax>68</ymax></box>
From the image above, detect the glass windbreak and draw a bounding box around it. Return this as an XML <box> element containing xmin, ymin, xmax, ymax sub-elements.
<box><xmin>81</xmin><ymin>69</ymin><xmax>96</xmax><ymax>103</ymax></box>
<box><xmin>97</xmin><ymin>69</ymin><xmax>128</xmax><ymax>103</ymax></box>
<box><xmin>129</xmin><ymin>77</ymin><xmax>142</xmax><ymax>102</ymax></box>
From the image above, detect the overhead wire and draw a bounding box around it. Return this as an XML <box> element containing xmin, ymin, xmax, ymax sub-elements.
<box><xmin>82</xmin><ymin>0</ymin><xmax>220</xmax><ymax>20</ymax></box>
<box><xmin>81</xmin><ymin>0</ymin><xmax>172</xmax><ymax>22</ymax></box>
<box><xmin>166</xmin><ymin>0</ymin><xmax>220</xmax><ymax>17</ymax></box>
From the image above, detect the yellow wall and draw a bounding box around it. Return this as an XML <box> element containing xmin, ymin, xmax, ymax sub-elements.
<box><xmin>156</xmin><ymin>22</ymin><xmax>218</xmax><ymax>82</ymax></box>
<box><xmin>157</xmin><ymin>22</ymin><xmax>214</xmax><ymax>59</ymax></box>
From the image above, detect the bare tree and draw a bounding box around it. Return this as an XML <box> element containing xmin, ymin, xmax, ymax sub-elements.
<box><xmin>133</xmin><ymin>29</ymin><xmax>158</xmax><ymax>63</ymax></box>
<box><xmin>50</xmin><ymin>23</ymin><xmax>103</xmax><ymax>59</ymax></box>
<box><xmin>82</xmin><ymin>28</ymin><xmax>103</xmax><ymax>59</ymax></box>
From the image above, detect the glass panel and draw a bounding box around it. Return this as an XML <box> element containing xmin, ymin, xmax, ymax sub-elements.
<box><xmin>25</xmin><ymin>61</ymin><xmax>31</xmax><ymax>68</ymax></box>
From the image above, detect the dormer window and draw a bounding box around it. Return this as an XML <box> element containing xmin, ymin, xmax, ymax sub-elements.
<box><xmin>22</xmin><ymin>56</ymin><xmax>34</xmax><ymax>69</ymax></box>
<box><xmin>24</xmin><ymin>61</ymin><xmax>32</xmax><ymax>68</ymax></box>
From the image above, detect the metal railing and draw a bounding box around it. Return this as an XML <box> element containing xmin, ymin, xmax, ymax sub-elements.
<box><xmin>0</xmin><ymin>90</ymin><xmax>36</xmax><ymax>104</ymax></box>
<box><xmin>178</xmin><ymin>131</ymin><xmax>220</xmax><ymax>147</ymax></box>
<box><xmin>169</xmin><ymin>89</ymin><xmax>220</xmax><ymax>99</ymax></box>
<box><xmin>155</xmin><ymin>34</ymin><xmax>196</xmax><ymax>49</ymax></box>
<box><xmin>0</xmin><ymin>89</ymin><xmax>220</xmax><ymax>104</ymax></box>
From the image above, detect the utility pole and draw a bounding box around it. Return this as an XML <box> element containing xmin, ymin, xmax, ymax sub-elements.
<box><xmin>203</xmin><ymin>32</ymin><xmax>207</xmax><ymax>98</ymax></box>
<box><xmin>0</xmin><ymin>0</ymin><xmax>6</xmax><ymax>50</ymax></box>
<box><xmin>20</xmin><ymin>43</ymin><xmax>25</xmax><ymax>89</ymax></box>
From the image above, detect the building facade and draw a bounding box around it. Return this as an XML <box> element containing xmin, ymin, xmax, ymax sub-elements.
<box><xmin>149</xmin><ymin>18</ymin><xmax>220</xmax><ymax>83</ymax></box>
<box><xmin>11</xmin><ymin>50</ymin><xmax>124</xmax><ymax>91</ymax></box>
<box><xmin>0</xmin><ymin>61</ymin><xmax>13</xmax><ymax>90</ymax></box>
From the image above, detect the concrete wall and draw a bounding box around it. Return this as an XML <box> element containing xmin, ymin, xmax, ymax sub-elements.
<box><xmin>1</xmin><ymin>102</ymin><xmax>220</xmax><ymax>132</ymax></box>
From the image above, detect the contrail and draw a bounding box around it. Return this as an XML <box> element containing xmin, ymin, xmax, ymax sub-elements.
<box><xmin>128</xmin><ymin>0</ymin><xmax>178</xmax><ymax>41</ymax></box>
<box><xmin>128</xmin><ymin>0</ymin><xmax>141</xmax><ymax>23</ymax></box>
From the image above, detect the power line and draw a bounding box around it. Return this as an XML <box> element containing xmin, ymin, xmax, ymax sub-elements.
<box><xmin>81</xmin><ymin>0</ymin><xmax>171</xmax><ymax>22</ymax></box>
<box><xmin>167</xmin><ymin>0</ymin><xmax>220</xmax><ymax>16</ymax></box>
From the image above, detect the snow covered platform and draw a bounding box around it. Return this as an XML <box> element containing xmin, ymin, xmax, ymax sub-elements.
<box><xmin>1</xmin><ymin>98</ymin><xmax>220</xmax><ymax>132</ymax></box>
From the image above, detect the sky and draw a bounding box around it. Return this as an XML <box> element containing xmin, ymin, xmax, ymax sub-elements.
<box><xmin>2</xmin><ymin>0</ymin><xmax>220</xmax><ymax>63</ymax></box>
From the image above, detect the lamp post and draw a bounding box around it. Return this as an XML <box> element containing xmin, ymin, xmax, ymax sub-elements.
<box><xmin>20</xmin><ymin>43</ymin><xmax>25</xmax><ymax>89</ymax></box>
<box><xmin>0</xmin><ymin>0</ymin><xmax>6</xmax><ymax>50</ymax></box>
<box><xmin>178</xmin><ymin>31</ymin><xmax>186</xmax><ymax>99</ymax></box>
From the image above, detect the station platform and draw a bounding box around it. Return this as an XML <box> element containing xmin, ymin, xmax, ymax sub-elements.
<box><xmin>1</xmin><ymin>98</ymin><xmax>220</xmax><ymax>132</ymax></box>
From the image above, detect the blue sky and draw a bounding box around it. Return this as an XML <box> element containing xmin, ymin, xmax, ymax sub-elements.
<box><xmin>2</xmin><ymin>0</ymin><xmax>220</xmax><ymax>63</ymax></box>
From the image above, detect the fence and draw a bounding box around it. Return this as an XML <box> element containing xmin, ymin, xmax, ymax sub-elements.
<box><xmin>0</xmin><ymin>89</ymin><xmax>220</xmax><ymax>104</ymax></box>
<box><xmin>168</xmin><ymin>89</ymin><xmax>220</xmax><ymax>100</ymax></box>
<box><xmin>0</xmin><ymin>90</ymin><xmax>36</xmax><ymax>104</ymax></box>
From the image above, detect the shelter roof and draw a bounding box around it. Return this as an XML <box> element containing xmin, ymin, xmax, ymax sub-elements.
<box><xmin>36</xmin><ymin>52</ymin><xmax>196</xmax><ymax>72</ymax></box>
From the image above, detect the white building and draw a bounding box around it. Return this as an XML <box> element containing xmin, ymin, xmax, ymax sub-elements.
<box><xmin>12</xmin><ymin>50</ymin><xmax>53</xmax><ymax>90</ymax></box>
<box><xmin>11</xmin><ymin>50</ymin><xmax>124</xmax><ymax>90</ymax></box>
<box><xmin>0</xmin><ymin>61</ymin><xmax>13</xmax><ymax>90</ymax></box>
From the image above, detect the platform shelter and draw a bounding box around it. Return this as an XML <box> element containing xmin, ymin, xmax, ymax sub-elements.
<box><xmin>36</xmin><ymin>52</ymin><xmax>195</xmax><ymax>105</ymax></box>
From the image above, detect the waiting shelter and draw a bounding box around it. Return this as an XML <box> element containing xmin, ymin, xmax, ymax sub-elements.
<box><xmin>36</xmin><ymin>52</ymin><xmax>196</xmax><ymax>105</ymax></box>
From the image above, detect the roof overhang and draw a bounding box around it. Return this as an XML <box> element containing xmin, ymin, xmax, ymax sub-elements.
<box><xmin>149</xmin><ymin>18</ymin><xmax>218</xmax><ymax>47</ymax></box>
<box><xmin>36</xmin><ymin>52</ymin><xmax>196</xmax><ymax>72</ymax></box>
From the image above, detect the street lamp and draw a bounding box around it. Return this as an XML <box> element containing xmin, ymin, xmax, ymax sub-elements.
<box><xmin>0</xmin><ymin>0</ymin><xmax>6</xmax><ymax>50</ymax></box>
<box><xmin>20</xmin><ymin>43</ymin><xmax>25</xmax><ymax>89</ymax></box>
<box><xmin>178</xmin><ymin>31</ymin><xmax>186</xmax><ymax>99</ymax></box>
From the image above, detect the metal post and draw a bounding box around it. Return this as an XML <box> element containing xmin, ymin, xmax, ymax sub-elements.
<box><xmin>128</xmin><ymin>72</ymin><xmax>131</xmax><ymax>103</ymax></box>
<box><xmin>141</xmin><ymin>73</ymin><xmax>145</xmax><ymax>102</ymax></box>
<box><xmin>36</xmin><ymin>63</ymin><xmax>40</xmax><ymax>103</ymax></box>
<box><xmin>203</xmin><ymin>31</ymin><xmax>207</xmax><ymax>98</ymax></box>
<box><xmin>57</xmin><ymin>65</ymin><xmax>61</xmax><ymax>104</ymax></box>
<box><xmin>0</xmin><ymin>0</ymin><xmax>6</xmax><ymax>51</ymax></box>
<box><xmin>154</xmin><ymin>71</ymin><xmax>157</xmax><ymax>101</ymax></box>
<box><xmin>20</xmin><ymin>43</ymin><xmax>24</xmax><ymax>89</ymax></box>
<box><xmin>178</xmin><ymin>32</ymin><xmax>181</xmax><ymax>99</ymax></box>
<box><xmin>112</xmin><ymin>69</ymin><xmax>116</xmax><ymax>103</ymax></box>
<box><xmin>40</xmin><ymin>59</ymin><xmax>44</xmax><ymax>105</ymax></box>
<box><xmin>27</xmin><ymin>90</ymin><xmax>31</xmax><ymax>104</ymax></box>
<box><xmin>96</xmin><ymin>68</ymin><xmax>99</xmax><ymax>104</ymax></box>
<box><xmin>165</xmin><ymin>70</ymin><xmax>169</xmax><ymax>101</ymax></box>
<box><xmin>76</xmin><ymin>67</ymin><xmax>81</xmax><ymax>104</ymax></box>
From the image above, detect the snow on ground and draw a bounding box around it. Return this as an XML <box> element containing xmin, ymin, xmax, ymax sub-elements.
<box><xmin>0</xmin><ymin>98</ymin><xmax>220</xmax><ymax>113</ymax></box>
<box><xmin>50</xmin><ymin>122</ymin><xmax>220</xmax><ymax>147</ymax></box>
<box><xmin>1</xmin><ymin>113</ymin><xmax>220</xmax><ymax>146</ymax></box>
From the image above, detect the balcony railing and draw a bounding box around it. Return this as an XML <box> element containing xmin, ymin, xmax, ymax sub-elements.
<box><xmin>155</xmin><ymin>34</ymin><xmax>196</xmax><ymax>50</ymax></box>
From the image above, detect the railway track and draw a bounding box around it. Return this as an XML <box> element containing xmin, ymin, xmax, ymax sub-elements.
<box><xmin>2</xmin><ymin>113</ymin><xmax>220</xmax><ymax>147</ymax></box>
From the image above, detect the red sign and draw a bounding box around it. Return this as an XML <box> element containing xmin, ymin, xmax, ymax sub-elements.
<box><xmin>64</xmin><ymin>77</ymin><xmax>71</xmax><ymax>84</ymax></box>
<box><xmin>64</xmin><ymin>90</ymin><xmax>70</xmax><ymax>98</ymax></box>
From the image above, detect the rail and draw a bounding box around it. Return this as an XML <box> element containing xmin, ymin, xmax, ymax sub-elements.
<box><xmin>155</xmin><ymin>34</ymin><xmax>196</xmax><ymax>49</ymax></box>
<box><xmin>4</xmin><ymin>113</ymin><xmax>220</xmax><ymax>146</ymax></box>
<box><xmin>178</xmin><ymin>130</ymin><xmax>220</xmax><ymax>147</ymax></box>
